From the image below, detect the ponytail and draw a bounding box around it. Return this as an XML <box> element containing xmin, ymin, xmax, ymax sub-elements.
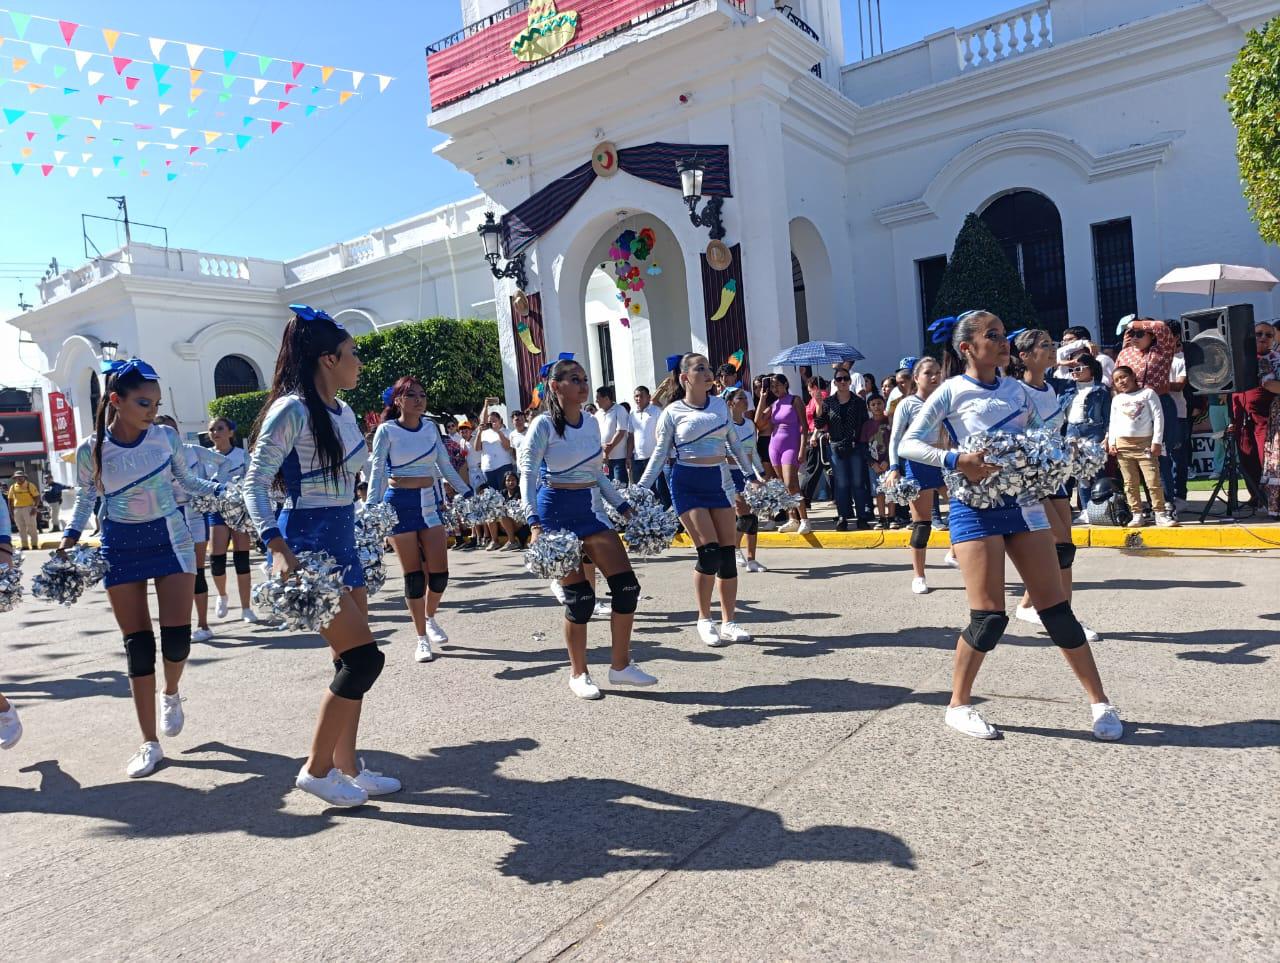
<box><xmin>652</xmin><ymin>352</ymin><xmax>704</xmax><ymax>407</ymax></box>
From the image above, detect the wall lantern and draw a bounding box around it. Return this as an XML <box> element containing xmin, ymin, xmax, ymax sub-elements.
<box><xmin>676</xmin><ymin>156</ymin><xmax>726</xmax><ymax>241</ymax></box>
<box><xmin>477</xmin><ymin>211</ymin><xmax>529</xmax><ymax>290</ymax></box>
<box><xmin>99</xmin><ymin>340</ymin><xmax>120</xmax><ymax>362</ymax></box>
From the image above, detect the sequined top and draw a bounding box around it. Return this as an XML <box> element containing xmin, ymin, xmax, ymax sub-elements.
<box><xmin>518</xmin><ymin>412</ymin><xmax>628</xmax><ymax>528</ymax></box>
<box><xmin>65</xmin><ymin>425</ymin><xmax>223</xmax><ymax>540</ymax></box>
<box><xmin>728</xmin><ymin>418</ymin><xmax>764</xmax><ymax>477</ymax></box>
<box><xmin>637</xmin><ymin>396</ymin><xmax>752</xmax><ymax>488</ymax></box>
<box><xmin>365</xmin><ymin>418</ymin><xmax>471</xmax><ymax>506</ymax></box>
<box><xmin>173</xmin><ymin>443</ymin><xmax>226</xmax><ymax>507</ymax></box>
<box><xmin>211</xmin><ymin>445</ymin><xmax>247</xmax><ymax>486</ymax></box>
<box><xmin>899</xmin><ymin>376</ymin><xmax>1040</xmax><ymax>470</ymax></box>
<box><xmin>244</xmin><ymin>394</ymin><xmax>367</xmax><ymax>544</ymax></box>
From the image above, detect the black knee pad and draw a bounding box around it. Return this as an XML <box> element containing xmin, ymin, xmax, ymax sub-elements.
<box><xmin>233</xmin><ymin>550</ymin><xmax>251</xmax><ymax>575</ymax></box>
<box><xmin>123</xmin><ymin>630</ymin><xmax>156</xmax><ymax>678</ymax></box>
<box><xmin>160</xmin><ymin>625</ymin><xmax>191</xmax><ymax>664</ymax></box>
<box><xmin>427</xmin><ymin>570</ymin><xmax>449</xmax><ymax>594</ymax></box>
<box><xmin>1055</xmin><ymin>541</ymin><xmax>1077</xmax><ymax>570</ymax></box>
<box><xmin>962</xmin><ymin>610</ymin><xmax>1008</xmax><ymax>653</ymax></box>
<box><xmin>717</xmin><ymin>545</ymin><xmax>737</xmax><ymax>580</ymax></box>
<box><xmin>562</xmin><ymin>579</ymin><xmax>595</xmax><ymax>624</ymax></box>
<box><xmin>330</xmin><ymin>642</ymin><xmax>386</xmax><ymax>700</ymax></box>
<box><xmin>736</xmin><ymin>513</ymin><xmax>759</xmax><ymax>535</ymax></box>
<box><xmin>1039</xmin><ymin>601</ymin><xmax>1087</xmax><ymax>650</ymax></box>
<box><xmin>606</xmin><ymin>571</ymin><xmax>640</xmax><ymax>614</ymax></box>
<box><xmin>404</xmin><ymin>570</ymin><xmax>426</xmax><ymax>599</ymax></box>
<box><xmin>909</xmin><ymin>521</ymin><xmax>931</xmax><ymax>549</ymax></box>
<box><xmin>694</xmin><ymin>542</ymin><xmax>721</xmax><ymax>575</ymax></box>
<box><xmin>580</xmin><ymin>549</ymin><xmax>593</xmax><ymax>567</ymax></box>
<box><xmin>194</xmin><ymin>569</ymin><xmax>208</xmax><ymax>595</ymax></box>
<box><xmin>209</xmin><ymin>553</ymin><xmax>227</xmax><ymax>577</ymax></box>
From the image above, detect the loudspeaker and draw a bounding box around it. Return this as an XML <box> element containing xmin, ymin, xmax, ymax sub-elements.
<box><xmin>1181</xmin><ymin>304</ymin><xmax>1258</xmax><ymax>394</ymax></box>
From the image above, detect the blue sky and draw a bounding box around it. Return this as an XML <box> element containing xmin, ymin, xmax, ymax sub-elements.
<box><xmin>0</xmin><ymin>0</ymin><xmax>1004</xmax><ymax>384</ymax></box>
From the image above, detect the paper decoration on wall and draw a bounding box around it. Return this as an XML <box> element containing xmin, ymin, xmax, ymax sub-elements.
<box><xmin>706</xmin><ymin>239</ymin><xmax>733</xmax><ymax>271</ymax></box>
<box><xmin>709</xmin><ymin>279</ymin><xmax>738</xmax><ymax>321</ymax></box>
<box><xmin>511</xmin><ymin>1</ymin><xmax>579</xmax><ymax>63</ymax></box>
<box><xmin>515</xmin><ymin>317</ymin><xmax>542</xmax><ymax>355</ymax></box>
<box><xmin>590</xmin><ymin>140</ymin><xmax>617</xmax><ymax>178</ymax></box>
<box><xmin>607</xmin><ymin>226</ymin><xmax>659</xmax><ymax>328</ymax></box>
<box><xmin>726</xmin><ymin>349</ymin><xmax>745</xmax><ymax>371</ymax></box>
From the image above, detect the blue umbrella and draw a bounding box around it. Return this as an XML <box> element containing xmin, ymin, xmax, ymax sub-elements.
<box><xmin>768</xmin><ymin>340</ymin><xmax>865</xmax><ymax>367</ymax></box>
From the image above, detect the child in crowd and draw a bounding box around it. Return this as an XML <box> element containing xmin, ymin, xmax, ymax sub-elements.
<box><xmin>861</xmin><ymin>395</ymin><xmax>894</xmax><ymax>529</ymax></box>
<box><xmin>1064</xmin><ymin>354</ymin><xmax>1111</xmax><ymax>517</ymax></box>
<box><xmin>1107</xmin><ymin>365</ymin><xmax>1178</xmax><ymax>527</ymax></box>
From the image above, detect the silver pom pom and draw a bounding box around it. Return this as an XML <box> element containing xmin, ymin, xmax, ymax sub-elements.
<box><xmin>194</xmin><ymin>482</ymin><xmax>255</xmax><ymax>534</ymax></box>
<box><xmin>250</xmin><ymin>551</ymin><xmax>346</xmax><ymax>632</ymax></box>
<box><xmin>943</xmin><ymin>429</ymin><xmax>1071</xmax><ymax>508</ymax></box>
<box><xmin>31</xmin><ymin>546</ymin><xmax>110</xmax><ymax>607</ymax></box>
<box><xmin>742</xmin><ymin>478</ymin><xmax>802</xmax><ymax>517</ymax></box>
<box><xmin>1068</xmin><ymin>436</ymin><xmax>1107</xmax><ymax>482</ymax></box>
<box><xmin>0</xmin><ymin>550</ymin><xmax>24</xmax><ymax>613</ymax></box>
<box><xmin>619</xmin><ymin>500</ymin><xmax>680</xmax><ymax>557</ymax></box>
<box><xmin>454</xmin><ymin>488</ymin><xmax>507</xmax><ymax>525</ymax></box>
<box><xmin>604</xmin><ymin>485</ymin><xmax>658</xmax><ymax>527</ymax></box>
<box><xmin>877</xmin><ymin>474</ymin><xmax>922</xmax><ymax>506</ymax></box>
<box><xmin>523</xmin><ymin>529</ymin><xmax>584</xmax><ymax>580</ymax></box>
<box><xmin>353</xmin><ymin>502</ymin><xmax>396</xmax><ymax>596</ymax></box>
<box><xmin>504</xmin><ymin>498</ymin><xmax>526</xmax><ymax>522</ymax></box>
<box><xmin>69</xmin><ymin>545</ymin><xmax>111</xmax><ymax>585</ymax></box>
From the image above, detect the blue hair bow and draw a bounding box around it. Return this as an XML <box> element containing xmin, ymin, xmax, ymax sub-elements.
<box><xmin>897</xmin><ymin>356</ymin><xmax>918</xmax><ymax>372</ymax></box>
<box><xmin>289</xmin><ymin>303</ymin><xmax>342</xmax><ymax>328</ymax></box>
<box><xmin>381</xmin><ymin>386</ymin><xmax>396</xmax><ymax>407</ymax></box>
<box><xmin>666</xmin><ymin>353</ymin><xmax>684</xmax><ymax>372</ymax></box>
<box><xmin>101</xmin><ymin>357</ymin><xmax>159</xmax><ymax>381</ymax></box>
<box><xmin>1006</xmin><ymin>327</ymin><xmax>1029</xmax><ymax>343</ymax></box>
<box><xmin>539</xmin><ymin>351</ymin><xmax>575</xmax><ymax>379</ymax></box>
<box><xmin>928</xmin><ymin>316</ymin><xmax>957</xmax><ymax>345</ymax></box>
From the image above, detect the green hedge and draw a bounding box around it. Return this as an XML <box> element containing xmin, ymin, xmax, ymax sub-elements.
<box><xmin>207</xmin><ymin>317</ymin><xmax>504</xmax><ymax>429</ymax></box>
<box><xmin>1227</xmin><ymin>17</ymin><xmax>1280</xmax><ymax>244</ymax></box>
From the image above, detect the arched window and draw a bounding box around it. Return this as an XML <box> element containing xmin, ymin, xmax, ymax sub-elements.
<box><xmin>980</xmin><ymin>190</ymin><xmax>1068</xmax><ymax>336</ymax></box>
<box><xmin>214</xmin><ymin>355</ymin><xmax>261</xmax><ymax>397</ymax></box>
<box><xmin>88</xmin><ymin>370</ymin><xmax>101</xmax><ymax>419</ymax></box>
<box><xmin>792</xmin><ymin>252</ymin><xmax>810</xmax><ymax>343</ymax></box>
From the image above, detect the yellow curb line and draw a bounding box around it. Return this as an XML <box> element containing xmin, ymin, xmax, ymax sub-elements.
<box><xmin>674</xmin><ymin>527</ymin><xmax>1280</xmax><ymax>551</ymax></box>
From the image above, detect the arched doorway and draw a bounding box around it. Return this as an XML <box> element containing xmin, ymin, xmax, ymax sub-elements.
<box><xmin>87</xmin><ymin>369</ymin><xmax>101</xmax><ymax>423</ymax></box>
<box><xmin>789</xmin><ymin>217</ymin><xmax>836</xmax><ymax>344</ymax></box>
<box><xmin>213</xmin><ymin>355</ymin><xmax>262</xmax><ymax>397</ymax></box>
<box><xmin>979</xmin><ymin>190</ymin><xmax>1068</xmax><ymax>336</ymax></box>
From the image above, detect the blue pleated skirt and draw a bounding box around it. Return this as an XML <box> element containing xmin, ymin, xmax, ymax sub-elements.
<box><xmin>905</xmin><ymin>460</ymin><xmax>944</xmax><ymax>491</ymax></box>
<box><xmin>671</xmin><ymin>463</ymin><xmax>732</xmax><ymax>515</ymax></box>
<box><xmin>384</xmin><ymin>485</ymin><xmax>445</xmax><ymax>535</ymax></box>
<box><xmin>101</xmin><ymin>513</ymin><xmax>195</xmax><ymax>588</ymax></box>
<box><xmin>535</xmin><ymin>486</ymin><xmax>611</xmax><ymax>539</ymax></box>
<box><xmin>279</xmin><ymin>504</ymin><xmax>364</xmax><ymax>589</ymax></box>
<box><xmin>948</xmin><ymin>497</ymin><xmax>1050</xmax><ymax>545</ymax></box>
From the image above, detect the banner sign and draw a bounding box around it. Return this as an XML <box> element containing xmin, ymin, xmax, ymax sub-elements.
<box><xmin>48</xmin><ymin>390</ymin><xmax>76</xmax><ymax>450</ymax></box>
<box><xmin>0</xmin><ymin>412</ymin><xmax>47</xmax><ymax>457</ymax></box>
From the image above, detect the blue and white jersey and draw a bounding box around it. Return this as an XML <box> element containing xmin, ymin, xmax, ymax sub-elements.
<box><xmin>888</xmin><ymin>395</ymin><xmax>948</xmax><ymax>470</ymax></box>
<box><xmin>0</xmin><ymin>497</ymin><xmax>10</xmax><ymax>546</ymax></box>
<box><xmin>727</xmin><ymin>417</ymin><xmax>764</xmax><ymax>476</ymax></box>
<box><xmin>365</xmin><ymin>418</ymin><xmax>470</xmax><ymax>506</ymax></box>
<box><xmin>638</xmin><ymin>396</ymin><xmax>752</xmax><ymax>488</ymax></box>
<box><xmin>211</xmin><ymin>445</ymin><xmax>248</xmax><ymax>486</ymax></box>
<box><xmin>518</xmin><ymin>411</ymin><xmax>627</xmax><ymax>528</ymax></box>
<box><xmin>65</xmin><ymin>425</ymin><xmax>222</xmax><ymax>540</ymax></box>
<box><xmin>1020</xmin><ymin>380</ymin><xmax>1068</xmax><ymax>433</ymax></box>
<box><xmin>243</xmin><ymin>394</ymin><xmax>367</xmax><ymax>544</ymax></box>
<box><xmin>173</xmin><ymin>443</ymin><xmax>226</xmax><ymax>507</ymax></box>
<box><xmin>899</xmin><ymin>375</ymin><xmax>1040</xmax><ymax>470</ymax></box>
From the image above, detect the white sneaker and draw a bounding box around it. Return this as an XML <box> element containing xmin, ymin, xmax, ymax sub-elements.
<box><xmin>719</xmin><ymin>621</ymin><xmax>752</xmax><ymax>643</ymax></box>
<box><xmin>484</xmin><ymin>540</ymin><xmax>498</xmax><ymax>552</ymax></box>
<box><xmin>241</xmin><ymin>607</ymin><xmax>260</xmax><ymax>623</ymax></box>
<box><xmin>127</xmin><ymin>741</ymin><xmax>165</xmax><ymax>778</ymax></box>
<box><xmin>911</xmin><ymin>577</ymin><xmax>930</xmax><ymax>595</ymax></box>
<box><xmin>944</xmin><ymin>551</ymin><xmax>959</xmax><ymax>568</ymax></box>
<box><xmin>736</xmin><ymin>549</ymin><xmax>748</xmax><ymax>568</ymax></box>
<box><xmin>1155</xmin><ymin>510</ymin><xmax>1180</xmax><ymax>528</ymax></box>
<box><xmin>1082</xmin><ymin>624</ymin><xmax>1101</xmax><ymax>644</ymax></box>
<box><xmin>414</xmin><ymin>637</ymin><xmax>435</xmax><ymax>663</ymax></box>
<box><xmin>159</xmin><ymin>692</ymin><xmax>185</xmax><ymax>738</ymax></box>
<box><xmin>945</xmin><ymin>704</ymin><xmax>998</xmax><ymax>739</ymax></box>
<box><xmin>796</xmin><ymin>520</ymin><xmax>812</xmax><ymax>535</ymax></box>
<box><xmin>568</xmin><ymin>671</ymin><xmax>602</xmax><ymax>700</ymax></box>
<box><xmin>1126</xmin><ymin>516</ymin><xmax>1148</xmax><ymax>529</ymax></box>
<box><xmin>593</xmin><ymin>599</ymin><xmax>612</xmax><ymax>618</ymax></box>
<box><xmin>192</xmin><ymin>626</ymin><xmax>213</xmax><ymax>643</ymax></box>
<box><xmin>1015</xmin><ymin>604</ymin><xmax>1043</xmax><ymax>628</ymax></box>
<box><xmin>549</xmin><ymin>579</ymin><xmax>567</xmax><ymax>604</ymax></box>
<box><xmin>746</xmin><ymin>559</ymin><xmax>766</xmax><ymax>573</ymax></box>
<box><xmin>777</xmin><ymin>519</ymin><xmax>800</xmax><ymax>533</ymax></box>
<box><xmin>1091</xmin><ymin>702</ymin><xmax>1124</xmax><ymax>741</ymax></box>
<box><xmin>1074</xmin><ymin>511</ymin><xmax>1090</xmax><ymax>525</ymax></box>
<box><xmin>608</xmin><ymin>662</ymin><xmax>658</xmax><ymax>686</ymax></box>
<box><xmin>295</xmin><ymin>765</ymin><xmax>367</xmax><ymax>807</ymax></box>
<box><xmin>424</xmin><ymin>616</ymin><xmax>448</xmax><ymax>644</ymax></box>
<box><xmin>352</xmin><ymin>758</ymin><xmax>401</xmax><ymax>795</ymax></box>
<box><xmin>501</xmin><ymin>540</ymin><xmax>521</xmax><ymax>552</ymax></box>
<box><xmin>697</xmin><ymin>618</ymin><xmax>726</xmax><ymax>647</ymax></box>
<box><xmin>0</xmin><ymin>703</ymin><xmax>22</xmax><ymax>750</ymax></box>
<box><xmin>215</xmin><ymin>595</ymin><xmax>229</xmax><ymax>619</ymax></box>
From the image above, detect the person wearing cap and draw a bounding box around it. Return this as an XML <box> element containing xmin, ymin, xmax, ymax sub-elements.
<box><xmin>887</xmin><ymin>357</ymin><xmax>916</xmax><ymax>414</ymax></box>
<box><xmin>6</xmin><ymin>469</ymin><xmax>40</xmax><ymax>551</ymax></box>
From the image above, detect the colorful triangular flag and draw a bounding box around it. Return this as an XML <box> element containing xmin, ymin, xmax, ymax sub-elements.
<box><xmin>41</xmin><ymin>164</ymin><xmax>52</xmax><ymax>176</ymax></box>
<box><xmin>186</xmin><ymin>106</ymin><xmax>198</xmax><ymax>117</ymax></box>
<box><xmin>27</xmin><ymin>42</ymin><xmax>48</xmax><ymax>64</ymax></box>
<box><xmin>190</xmin><ymin>68</ymin><xmax>203</xmax><ymax>84</ymax></box>
<box><xmin>338</xmin><ymin>91</ymin><xmax>354</xmax><ymax>105</ymax></box>
<box><xmin>103</xmin><ymin>28</ymin><xmax>121</xmax><ymax>52</ymax></box>
<box><xmin>3</xmin><ymin>108</ymin><xmax>25</xmax><ymax>124</ymax></box>
<box><xmin>351</xmin><ymin>70</ymin><xmax>363</xmax><ymax>90</ymax></box>
<box><xmin>190</xmin><ymin>88</ymin><xmax>204</xmax><ymax>102</ymax></box>
<box><xmin>157</xmin><ymin>82</ymin><xmax>172</xmax><ymax>97</ymax></box>
<box><xmin>277</xmin><ymin>101</ymin><xmax>290</xmax><ymax>111</ymax></box>
<box><xmin>153</xmin><ymin>63</ymin><xmax>170</xmax><ymax>82</ymax></box>
<box><xmin>203</xmin><ymin>130</ymin><xmax>221</xmax><ymax>145</ymax></box>
<box><xmin>257</xmin><ymin>54</ymin><xmax>271</xmax><ymax>74</ymax></box>
<box><xmin>112</xmin><ymin>57</ymin><xmax>132</xmax><ymax>75</ymax></box>
<box><xmin>223</xmin><ymin>50</ymin><xmax>238</xmax><ymax>70</ymax></box>
<box><xmin>218</xmin><ymin>92</ymin><xmax>231</xmax><ymax>103</ymax></box>
<box><xmin>10</xmin><ymin>163</ymin><xmax>22</xmax><ymax>175</ymax></box>
<box><xmin>149</xmin><ymin>37</ymin><xmax>167</xmax><ymax>59</ymax></box>
<box><xmin>59</xmin><ymin>21</ymin><xmax>80</xmax><ymax>46</ymax></box>
<box><xmin>305</xmin><ymin>105</ymin><xmax>317</xmax><ymax>117</ymax></box>
<box><xmin>9</xmin><ymin>12</ymin><xmax>31</xmax><ymax>39</ymax></box>
<box><xmin>74</xmin><ymin>49</ymin><xmax>92</xmax><ymax>70</ymax></box>
<box><xmin>221</xmin><ymin>74</ymin><xmax>235</xmax><ymax>89</ymax></box>
<box><xmin>125</xmin><ymin>76</ymin><xmax>140</xmax><ymax>90</ymax></box>
<box><xmin>62</xmin><ymin>86</ymin><xmax>79</xmax><ymax>95</ymax></box>
<box><xmin>377</xmin><ymin>75</ymin><xmax>392</xmax><ymax>92</ymax></box>
<box><xmin>11</xmin><ymin>57</ymin><xmax>28</xmax><ymax>73</ymax></box>
<box><xmin>87</xmin><ymin>70</ymin><xmax>103</xmax><ymax>86</ymax></box>
<box><xmin>252</xmin><ymin>78</ymin><xmax>266</xmax><ymax>95</ymax></box>
<box><xmin>188</xmin><ymin>145</ymin><xmax>199</xmax><ymax>155</ymax></box>
<box><xmin>167</xmin><ymin>172</ymin><xmax>177</xmax><ymax>181</ymax></box>
<box><xmin>49</xmin><ymin>114</ymin><xmax>69</xmax><ymax>130</ymax></box>
<box><xmin>269</xmin><ymin>120</ymin><xmax>282</xmax><ymax>134</ymax></box>
<box><xmin>112</xmin><ymin>155</ymin><xmax>123</xmax><ymax>167</ymax></box>
<box><xmin>158</xmin><ymin>103</ymin><xmax>173</xmax><ymax>115</ymax></box>
<box><xmin>236</xmin><ymin>134</ymin><xmax>251</xmax><ymax>149</ymax></box>
<box><xmin>291</xmin><ymin>61</ymin><xmax>305</xmax><ymax>79</ymax></box>
<box><xmin>321</xmin><ymin>66</ymin><xmax>334</xmax><ymax>84</ymax></box>
<box><xmin>97</xmin><ymin>94</ymin><xmax>112</xmax><ymax>105</ymax></box>
<box><xmin>24</xmin><ymin>131</ymin><xmax>35</xmax><ymax>142</ymax></box>
<box><xmin>242</xmin><ymin>115</ymin><xmax>253</xmax><ymax>127</ymax></box>
<box><xmin>53</xmin><ymin>65</ymin><xmax>67</xmax><ymax>79</ymax></box>
<box><xmin>185</xmin><ymin>43</ymin><xmax>205</xmax><ymax>67</ymax></box>
<box><xmin>284</xmin><ymin>82</ymin><xmax>297</xmax><ymax>95</ymax></box>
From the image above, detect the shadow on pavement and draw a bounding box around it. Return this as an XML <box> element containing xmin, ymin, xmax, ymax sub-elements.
<box><xmin>999</xmin><ymin>719</ymin><xmax>1280</xmax><ymax>748</ymax></box>
<box><xmin>1105</xmin><ymin>629</ymin><xmax>1280</xmax><ymax>665</ymax></box>
<box><xmin>444</xmin><ymin>639</ymin><xmax>722</xmax><ymax>681</ymax></box>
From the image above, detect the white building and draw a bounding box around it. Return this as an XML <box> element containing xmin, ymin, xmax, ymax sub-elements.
<box><xmin>7</xmin><ymin>0</ymin><xmax>1279</xmax><ymax>482</ymax></box>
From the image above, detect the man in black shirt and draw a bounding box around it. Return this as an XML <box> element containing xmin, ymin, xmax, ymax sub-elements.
<box><xmin>814</xmin><ymin>369</ymin><xmax>872</xmax><ymax>529</ymax></box>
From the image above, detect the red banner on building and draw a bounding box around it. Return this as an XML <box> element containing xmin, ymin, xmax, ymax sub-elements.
<box><xmin>48</xmin><ymin>391</ymin><xmax>77</xmax><ymax>451</ymax></box>
<box><xmin>428</xmin><ymin>0</ymin><xmax>691</xmax><ymax>110</ymax></box>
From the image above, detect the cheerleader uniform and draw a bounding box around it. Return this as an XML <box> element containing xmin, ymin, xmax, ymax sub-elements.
<box><xmin>243</xmin><ymin>395</ymin><xmax>369</xmax><ymax>588</ymax></box>
<box><xmin>1021</xmin><ymin>379</ymin><xmax>1071</xmax><ymax>501</ymax></box>
<box><xmin>518</xmin><ymin>412</ymin><xmax>629</xmax><ymax>538</ymax></box>
<box><xmin>64</xmin><ymin>426</ymin><xmax>223</xmax><ymax>587</ymax></box>
<box><xmin>727</xmin><ymin>417</ymin><xmax>765</xmax><ymax>493</ymax></box>
<box><xmin>175</xmin><ymin>443</ymin><xmax>225</xmax><ymax>544</ymax></box>
<box><xmin>898</xmin><ymin>375</ymin><xmax>1049</xmax><ymax>544</ymax></box>
<box><xmin>888</xmin><ymin>395</ymin><xmax>944</xmax><ymax>491</ymax></box>
<box><xmin>365</xmin><ymin>419</ymin><xmax>471</xmax><ymax>535</ymax></box>
<box><xmin>207</xmin><ymin>446</ymin><xmax>247</xmax><ymax>528</ymax></box>
<box><xmin>637</xmin><ymin>396</ymin><xmax>752</xmax><ymax>514</ymax></box>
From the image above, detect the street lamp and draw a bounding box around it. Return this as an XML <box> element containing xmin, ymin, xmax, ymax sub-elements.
<box><xmin>477</xmin><ymin>211</ymin><xmax>528</xmax><ymax>290</ymax></box>
<box><xmin>676</xmin><ymin>156</ymin><xmax>725</xmax><ymax>240</ymax></box>
<box><xmin>99</xmin><ymin>340</ymin><xmax>119</xmax><ymax>362</ymax></box>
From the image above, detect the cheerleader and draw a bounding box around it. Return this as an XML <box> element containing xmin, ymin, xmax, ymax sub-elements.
<box><xmin>59</xmin><ymin>359</ymin><xmax>225</xmax><ymax>777</ymax></box>
<box><xmin>518</xmin><ymin>357</ymin><xmax>657</xmax><ymax>700</ymax></box>
<box><xmin>206</xmin><ymin>416</ymin><xmax>259</xmax><ymax>623</ymax></box>
<box><xmin>366</xmin><ymin>377</ymin><xmax>473</xmax><ymax>663</ymax></box>
<box><xmin>1009</xmin><ymin>329</ymin><xmax>1100</xmax><ymax>642</ymax></box>
<box><xmin>899</xmin><ymin>311</ymin><xmax>1123</xmax><ymax>742</ymax></box>
<box><xmin>155</xmin><ymin>415</ymin><xmax>225</xmax><ymax>642</ymax></box>
<box><xmin>0</xmin><ymin>498</ymin><xmax>20</xmax><ymax>749</ymax></box>
<box><xmin>639</xmin><ymin>353</ymin><xmax>761</xmax><ymax>646</ymax></box>
<box><xmin>884</xmin><ymin>357</ymin><xmax>945</xmax><ymax>594</ymax></box>
<box><xmin>723</xmin><ymin>387</ymin><xmax>767</xmax><ymax>572</ymax></box>
<box><xmin>242</xmin><ymin>305</ymin><xmax>399</xmax><ymax>807</ymax></box>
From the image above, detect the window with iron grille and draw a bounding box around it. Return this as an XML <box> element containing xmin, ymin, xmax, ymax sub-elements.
<box><xmin>594</xmin><ymin>324</ymin><xmax>615</xmax><ymax>391</ymax></box>
<box><xmin>1091</xmin><ymin>218</ymin><xmax>1137</xmax><ymax>344</ymax></box>
<box><xmin>214</xmin><ymin>355</ymin><xmax>261</xmax><ymax>398</ymax></box>
<box><xmin>916</xmin><ymin>255</ymin><xmax>948</xmax><ymax>347</ymax></box>
<box><xmin>980</xmin><ymin>190</ymin><xmax>1069</xmax><ymax>337</ymax></box>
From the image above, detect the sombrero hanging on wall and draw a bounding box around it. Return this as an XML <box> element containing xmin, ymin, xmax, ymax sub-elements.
<box><xmin>591</xmin><ymin>141</ymin><xmax>619</xmax><ymax>178</ymax></box>
<box><xmin>513</xmin><ymin>289</ymin><xmax>531</xmax><ymax>317</ymax></box>
<box><xmin>705</xmin><ymin>239</ymin><xmax>733</xmax><ymax>271</ymax></box>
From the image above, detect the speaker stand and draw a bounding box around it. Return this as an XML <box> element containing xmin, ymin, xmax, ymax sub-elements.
<box><xmin>1197</xmin><ymin>432</ymin><xmax>1259</xmax><ymax>523</ymax></box>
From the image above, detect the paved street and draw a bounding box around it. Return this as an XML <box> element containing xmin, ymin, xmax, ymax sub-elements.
<box><xmin>2</xmin><ymin>546</ymin><xmax>1277</xmax><ymax>961</ymax></box>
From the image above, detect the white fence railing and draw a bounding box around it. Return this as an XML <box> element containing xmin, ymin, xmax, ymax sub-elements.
<box><xmin>957</xmin><ymin>2</ymin><xmax>1052</xmax><ymax>70</ymax></box>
